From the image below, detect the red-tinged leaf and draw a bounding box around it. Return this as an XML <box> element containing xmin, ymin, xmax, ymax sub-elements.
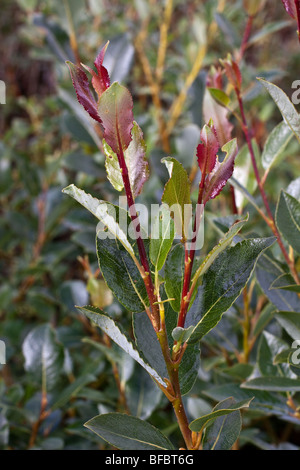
<box><xmin>81</xmin><ymin>43</ymin><xmax>110</xmax><ymax>100</ymax></box>
<box><xmin>98</xmin><ymin>82</ymin><xmax>134</xmax><ymax>155</ymax></box>
<box><xmin>66</xmin><ymin>61</ymin><xmax>102</xmax><ymax>124</ymax></box>
<box><xmin>93</xmin><ymin>42</ymin><xmax>110</xmax><ymax>97</ymax></box>
<box><xmin>281</xmin><ymin>0</ymin><xmax>297</xmax><ymax>18</ymax></box>
<box><xmin>203</xmin><ymin>138</ymin><xmax>238</xmax><ymax>204</ymax></box>
<box><xmin>220</xmin><ymin>55</ymin><xmax>242</xmax><ymax>91</ymax></box>
<box><xmin>197</xmin><ymin>124</ymin><xmax>219</xmax><ymax>176</ymax></box>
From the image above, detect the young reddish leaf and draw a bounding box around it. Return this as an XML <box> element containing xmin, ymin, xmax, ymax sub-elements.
<box><xmin>196</xmin><ymin>123</ymin><xmax>219</xmax><ymax>176</ymax></box>
<box><xmin>82</xmin><ymin>42</ymin><xmax>110</xmax><ymax>100</ymax></box>
<box><xmin>281</xmin><ymin>0</ymin><xmax>297</xmax><ymax>18</ymax></box>
<box><xmin>203</xmin><ymin>138</ymin><xmax>238</xmax><ymax>204</ymax></box>
<box><xmin>66</xmin><ymin>61</ymin><xmax>102</xmax><ymax>124</ymax></box>
<box><xmin>98</xmin><ymin>82</ymin><xmax>134</xmax><ymax>156</ymax></box>
<box><xmin>220</xmin><ymin>54</ymin><xmax>242</xmax><ymax>92</ymax></box>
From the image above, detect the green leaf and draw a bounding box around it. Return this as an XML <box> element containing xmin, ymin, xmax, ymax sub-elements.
<box><xmin>261</xmin><ymin>120</ymin><xmax>293</xmax><ymax>171</ymax></box>
<box><xmin>84</xmin><ymin>413</ymin><xmax>174</xmax><ymax>450</ymax></box>
<box><xmin>276</xmin><ymin>190</ymin><xmax>300</xmax><ymax>254</ymax></box>
<box><xmin>161</xmin><ymin>157</ymin><xmax>192</xmax><ymax>240</ymax></box>
<box><xmin>203</xmin><ymin>382</ymin><xmax>290</xmax><ymax>416</ymax></box>
<box><xmin>172</xmin><ymin>325</ymin><xmax>194</xmax><ymax>343</ymax></box>
<box><xmin>241</xmin><ymin>376</ymin><xmax>300</xmax><ymax>391</ymax></box>
<box><xmin>22</xmin><ymin>324</ymin><xmax>64</xmax><ymax>392</ymax></box>
<box><xmin>103</xmin><ymin>121</ymin><xmax>149</xmax><ymax>197</ymax></box>
<box><xmin>275</xmin><ymin>311</ymin><xmax>300</xmax><ymax>340</ymax></box>
<box><xmin>258</xmin><ymin>78</ymin><xmax>300</xmax><ymax>143</ymax></box>
<box><xmin>257</xmin><ymin>331</ymin><xmax>290</xmax><ymax>377</ymax></box>
<box><xmin>96</xmin><ymin>233</ymin><xmax>149</xmax><ymax>313</ymax></box>
<box><xmin>191</xmin><ymin>214</ymin><xmax>248</xmax><ymax>288</ymax></box>
<box><xmin>103</xmin><ymin>139</ymin><xmax>123</xmax><ymax>191</ymax></box>
<box><xmin>188</xmin><ymin>237</ymin><xmax>275</xmax><ymax>344</ymax></box>
<box><xmin>201</xmin><ymin>397</ymin><xmax>246</xmax><ymax>450</ymax></box>
<box><xmin>164</xmin><ymin>243</ymin><xmax>185</xmax><ymax>312</ymax></box>
<box><xmin>125</xmin><ymin>367</ymin><xmax>162</xmax><ymax>420</ymax></box>
<box><xmin>256</xmin><ymin>252</ymin><xmax>300</xmax><ymax>311</ymax></box>
<box><xmin>270</xmin><ymin>273</ymin><xmax>300</xmax><ymax>293</ymax></box>
<box><xmin>189</xmin><ymin>397</ymin><xmax>252</xmax><ymax>433</ymax></box>
<box><xmin>51</xmin><ymin>373</ymin><xmax>96</xmax><ymax>411</ymax></box>
<box><xmin>77</xmin><ymin>305</ymin><xmax>166</xmax><ymax>387</ymax></box>
<box><xmin>62</xmin><ymin>184</ymin><xmax>136</xmax><ymax>260</ymax></box>
<box><xmin>133</xmin><ymin>307</ymin><xmax>200</xmax><ymax>396</ymax></box>
<box><xmin>208</xmin><ymin>87</ymin><xmax>231</xmax><ymax>107</ymax></box>
<box><xmin>97</xmin><ymin>81</ymin><xmax>134</xmax><ymax>154</ymax></box>
<box><xmin>150</xmin><ymin>204</ymin><xmax>175</xmax><ymax>271</ymax></box>
<box><xmin>133</xmin><ymin>311</ymin><xmax>168</xmax><ymax>379</ymax></box>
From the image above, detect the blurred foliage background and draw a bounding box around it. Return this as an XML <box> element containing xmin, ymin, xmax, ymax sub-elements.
<box><xmin>1</xmin><ymin>0</ymin><xmax>300</xmax><ymax>450</ymax></box>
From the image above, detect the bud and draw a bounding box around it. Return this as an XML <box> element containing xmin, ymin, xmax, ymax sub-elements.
<box><xmin>243</xmin><ymin>0</ymin><xmax>266</xmax><ymax>15</ymax></box>
<box><xmin>220</xmin><ymin>54</ymin><xmax>242</xmax><ymax>92</ymax></box>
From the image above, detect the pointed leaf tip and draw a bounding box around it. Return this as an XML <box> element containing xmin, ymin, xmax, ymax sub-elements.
<box><xmin>281</xmin><ymin>0</ymin><xmax>297</xmax><ymax>18</ymax></box>
<box><xmin>203</xmin><ymin>138</ymin><xmax>238</xmax><ymax>203</ymax></box>
<box><xmin>66</xmin><ymin>61</ymin><xmax>102</xmax><ymax>124</ymax></box>
<box><xmin>197</xmin><ymin>123</ymin><xmax>219</xmax><ymax>176</ymax></box>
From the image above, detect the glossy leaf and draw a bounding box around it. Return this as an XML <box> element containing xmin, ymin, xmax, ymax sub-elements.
<box><xmin>197</xmin><ymin>123</ymin><xmax>219</xmax><ymax>176</ymax></box>
<box><xmin>188</xmin><ymin>237</ymin><xmax>275</xmax><ymax>344</ymax></box>
<box><xmin>96</xmin><ymin>234</ymin><xmax>149</xmax><ymax>313</ymax></box>
<box><xmin>275</xmin><ymin>311</ymin><xmax>300</xmax><ymax>340</ymax></box>
<box><xmin>261</xmin><ymin>120</ymin><xmax>293</xmax><ymax>171</ymax></box>
<box><xmin>66</xmin><ymin>61</ymin><xmax>102</xmax><ymax>124</ymax></box>
<box><xmin>161</xmin><ymin>157</ymin><xmax>191</xmax><ymax>240</ymax></box>
<box><xmin>256</xmin><ymin>252</ymin><xmax>300</xmax><ymax>311</ymax></box>
<box><xmin>22</xmin><ymin>324</ymin><xmax>64</xmax><ymax>392</ymax></box>
<box><xmin>191</xmin><ymin>214</ymin><xmax>248</xmax><ymax>288</ymax></box>
<box><xmin>164</xmin><ymin>243</ymin><xmax>185</xmax><ymax>312</ymax></box>
<box><xmin>276</xmin><ymin>190</ymin><xmax>300</xmax><ymax>254</ymax></box>
<box><xmin>133</xmin><ymin>311</ymin><xmax>168</xmax><ymax>379</ymax></box>
<box><xmin>203</xmin><ymin>138</ymin><xmax>238</xmax><ymax>204</ymax></box>
<box><xmin>133</xmin><ymin>308</ymin><xmax>200</xmax><ymax>395</ymax></box>
<box><xmin>241</xmin><ymin>376</ymin><xmax>300</xmax><ymax>391</ymax></box>
<box><xmin>258</xmin><ymin>331</ymin><xmax>290</xmax><ymax>377</ymax></box>
<box><xmin>62</xmin><ymin>184</ymin><xmax>135</xmax><ymax>259</ymax></box>
<box><xmin>98</xmin><ymin>81</ymin><xmax>134</xmax><ymax>155</ymax></box>
<box><xmin>189</xmin><ymin>397</ymin><xmax>252</xmax><ymax>433</ymax></box>
<box><xmin>103</xmin><ymin>121</ymin><xmax>149</xmax><ymax>197</ymax></box>
<box><xmin>84</xmin><ymin>413</ymin><xmax>173</xmax><ymax>450</ymax></box>
<box><xmin>270</xmin><ymin>273</ymin><xmax>300</xmax><ymax>293</ymax></box>
<box><xmin>258</xmin><ymin>78</ymin><xmax>300</xmax><ymax>143</ymax></box>
<box><xmin>150</xmin><ymin>204</ymin><xmax>175</xmax><ymax>271</ymax></box>
<box><xmin>77</xmin><ymin>305</ymin><xmax>166</xmax><ymax>387</ymax></box>
<box><xmin>281</xmin><ymin>0</ymin><xmax>297</xmax><ymax>18</ymax></box>
<box><xmin>201</xmin><ymin>398</ymin><xmax>244</xmax><ymax>450</ymax></box>
<box><xmin>203</xmin><ymin>383</ymin><xmax>290</xmax><ymax>416</ymax></box>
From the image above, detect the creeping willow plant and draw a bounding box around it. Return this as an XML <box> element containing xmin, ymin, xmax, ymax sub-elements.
<box><xmin>63</xmin><ymin>44</ymin><xmax>274</xmax><ymax>450</ymax></box>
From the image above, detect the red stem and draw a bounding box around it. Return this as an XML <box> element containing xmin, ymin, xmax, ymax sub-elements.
<box><xmin>116</xmin><ymin>131</ymin><xmax>160</xmax><ymax>329</ymax></box>
<box><xmin>177</xmin><ymin>173</ymin><xmax>206</xmax><ymax>329</ymax></box>
<box><xmin>239</xmin><ymin>15</ymin><xmax>253</xmax><ymax>59</ymax></box>
<box><xmin>295</xmin><ymin>0</ymin><xmax>300</xmax><ymax>42</ymax></box>
<box><xmin>236</xmin><ymin>89</ymin><xmax>300</xmax><ymax>285</ymax></box>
